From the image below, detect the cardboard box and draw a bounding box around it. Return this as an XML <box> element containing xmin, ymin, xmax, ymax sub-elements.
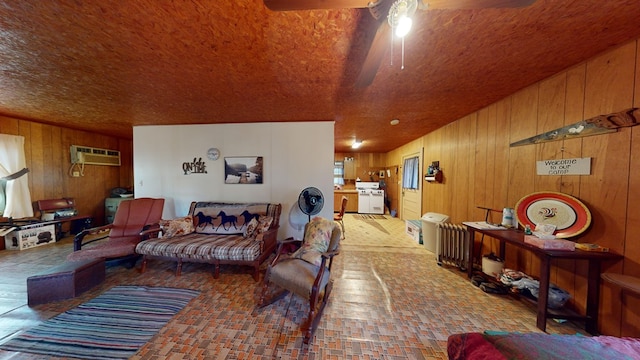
<box><xmin>524</xmin><ymin>235</ymin><xmax>575</xmax><ymax>251</ymax></box>
<box><xmin>4</xmin><ymin>223</ymin><xmax>56</xmax><ymax>251</ymax></box>
<box><xmin>405</xmin><ymin>220</ymin><xmax>422</xmax><ymax>244</ymax></box>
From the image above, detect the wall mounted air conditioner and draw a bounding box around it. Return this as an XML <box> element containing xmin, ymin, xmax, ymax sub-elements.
<box><xmin>70</xmin><ymin>145</ymin><xmax>121</xmax><ymax>166</ymax></box>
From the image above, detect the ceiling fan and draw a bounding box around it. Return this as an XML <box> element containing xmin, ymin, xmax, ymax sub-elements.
<box><xmin>264</xmin><ymin>0</ymin><xmax>537</xmax><ymax>87</ymax></box>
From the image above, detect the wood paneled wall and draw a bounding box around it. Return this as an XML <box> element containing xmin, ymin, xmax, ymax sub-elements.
<box><xmin>387</xmin><ymin>39</ymin><xmax>640</xmax><ymax>337</ymax></box>
<box><xmin>0</xmin><ymin>117</ymin><xmax>133</xmax><ymax>227</ymax></box>
<box><xmin>334</xmin><ymin>152</ymin><xmax>386</xmax><ymax>182</ymax></box>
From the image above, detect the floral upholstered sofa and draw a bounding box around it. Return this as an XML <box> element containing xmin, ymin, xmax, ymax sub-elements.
<box><xmin>136</xmin><ymin>201</ymin><xmax>281</xmax><ymax>281</ymax></box>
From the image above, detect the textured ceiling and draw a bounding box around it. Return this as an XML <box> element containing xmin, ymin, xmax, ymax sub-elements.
<box><xmin>1</xmin><ymin>1</ymin><xmax>640</xmax><ymax>152</ymax></box>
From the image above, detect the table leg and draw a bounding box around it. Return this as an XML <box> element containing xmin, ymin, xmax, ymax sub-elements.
<box><xmin>467</xmin><ymin>228</ymin><xmax>475</xmax><ymax>278</ymax></box>
<box><xmin>536</xmin><ymin>256</ymin><xmax>551</xmax><ymax>332</ymax></box>
<box><xmin>53</xmin><ymin>222</ymin><xmax>65</xmax><ymax>241</ymax></box>
<box><xmin>585</xmin><ymin>261</ymin><xmax>601</xmax><ymax>334</ymax></box>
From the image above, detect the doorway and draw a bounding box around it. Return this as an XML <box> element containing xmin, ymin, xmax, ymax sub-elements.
<box><xmin>401</xmin><ymin>151</ymin><xmax>422</xmax><ymax>220</ymax></box>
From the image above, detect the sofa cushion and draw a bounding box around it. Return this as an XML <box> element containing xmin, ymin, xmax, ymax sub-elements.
<box><xmin>68</xmin><ymin>237</ymin><xmax>141</xmax><ymax>261</ymax></box>
<box><xmin>136</xmin><ymin>232</ymin><xmax>261</xmax><ymax>261</ymax></box>
<box><xmin>258</xmin><ymin>216</ymin><xmax>273</xmax><ymax>233</ymax></box>
<box><xmin>159</xmin><ymin>215</ymin><xmax>195</xmax><ymax>238</ymax></box>
<box><xmin>243</xmin><ymin>217</ymin><xmax>259</xmax><ymax>238</ymax></box>
<box><xmin>190</xmin><ymin>202</ymin><xmax>273</xmax><ymax>235</ymax></box>
<box><xmin>244</xmin><ymin>215</ymin><xmax>274</xmax><ymax>240</ymax></box>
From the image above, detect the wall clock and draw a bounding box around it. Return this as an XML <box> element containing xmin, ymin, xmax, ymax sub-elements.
<box><xmin>207</xmin><ymin>147</ymin><xmax>220</xmax><ymax>160</ymax></box>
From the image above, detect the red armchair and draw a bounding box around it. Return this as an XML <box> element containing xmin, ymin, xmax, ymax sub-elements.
<box><xmin>67</xmin><ymin>197</ymin><xmax>164</xmax><ymax>266</ymax></box>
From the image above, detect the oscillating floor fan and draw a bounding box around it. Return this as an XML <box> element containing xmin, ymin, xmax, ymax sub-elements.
<box><xmin>298</xmin><ymin>187</ymin><xmax>324</xmax><ymax>222</ymax></box>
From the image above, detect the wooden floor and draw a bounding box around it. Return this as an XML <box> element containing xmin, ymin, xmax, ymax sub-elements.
<box><xmin>0</xmin><ymin>214</ymin><xmax>585</xmax><ymax>359</ymax></box>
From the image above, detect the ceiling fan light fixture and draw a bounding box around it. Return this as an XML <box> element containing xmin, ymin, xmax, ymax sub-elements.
<box><xmin>388</xmin><ymin>0</ymin><xmax>418</xmax><ymax>70</ymax></box>
<box><xmin>352</xmin><ymin>140</ymin><xmax>363</xmax><ymax>149</ymax></box>
<box><xmin>388</xmin><ymin>0</ymin><xmax>418</xmax><ymax>31</ymax></box>
<box><xmin>395</xmin><ymin>16</ymin><xmax>412</xmax><ymax>38</ymax></box>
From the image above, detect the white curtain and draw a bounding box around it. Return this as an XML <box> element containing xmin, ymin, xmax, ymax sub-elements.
<box><xmin>0</xmin><ymin>134</ymin><xmax>33</xmax><ymax>218</ymax></box>
<box><xmin>402</xmin><ymin>156</ymin><xmax>419</xmax><ymax>189</ymax></box>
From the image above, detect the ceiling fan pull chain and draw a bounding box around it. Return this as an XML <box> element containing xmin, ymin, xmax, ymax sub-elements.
<box><xmin>401</xmin><ymin>36</ymin><xmax>405</xmax><ymax>70</ymax></box>
<box><xmin>390</xmin><ymin>26</ymin><xmax>394</xmax><ymax>66</ymax></box>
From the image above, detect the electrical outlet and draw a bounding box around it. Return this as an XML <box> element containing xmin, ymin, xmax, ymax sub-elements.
<box><xmin>72</xmin><ymin>171</ymin><xmax>80</xmax><ymax>177</ymax></box>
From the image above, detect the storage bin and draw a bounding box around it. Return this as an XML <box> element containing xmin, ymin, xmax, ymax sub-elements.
<box><xmin>421</xmin><ymin>212</ymin><xmax>449</xmax><ymax>254</ymax></box>
<box><xmin>482</xmin><ymin>255</ymin><xmax>504</xmax><ymax>278</ymax></box>
<box><xmin>405</xmin><ymin>220</ymin><xmax>422</xmax><ymax>244</ymax></box>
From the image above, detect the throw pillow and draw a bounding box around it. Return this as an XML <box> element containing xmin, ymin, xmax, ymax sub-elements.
<box><xmin>257</xmin><ymin>216</ymin><xmax>273</xmax><ymax>233</ymax></box>
<box><xmin>159</xmin><ymin>215</ymin><xmax>195</xmax><ymax>238</ymax></box>
<box><xmin>244</xmin><ymin>216</ymin><xmax>274</xmax><ymax>240</ymax></box>
<box><xmin>291</xmin><ymin>216</ymin><xmax>335</xmax><ymax>266</ymax></box>
<box><xmin>243</xmin><ymin>218</ymin><xmax>259</xmax><ymax>239</ymax></box>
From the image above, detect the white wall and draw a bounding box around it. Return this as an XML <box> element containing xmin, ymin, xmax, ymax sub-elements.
<box><xmin>133</xmin><ymin>122</ymin><xmax>334</xmax><ymax>239</ymax></box>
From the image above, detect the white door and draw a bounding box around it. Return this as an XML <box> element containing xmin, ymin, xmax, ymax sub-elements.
<box><xmin>401</xmin><ymin>152</ymin><xmax>422</xmax><ymax>220</ymax></box>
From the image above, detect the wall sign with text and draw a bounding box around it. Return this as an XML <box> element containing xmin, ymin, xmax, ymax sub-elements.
<box><xmin>536</xmin><ymin>157</ymin><xmax>591</xmax><ymax>175</ymax></box>
<box><xmin>183</xmin><ymin>157</ymin><xmax>207</xmax><ymax>175</ymax></box>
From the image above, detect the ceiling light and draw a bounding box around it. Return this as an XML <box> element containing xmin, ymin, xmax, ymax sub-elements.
<box><xmin>395</xmin><ymin>16</ymin><xmax>412</xmax><ymax>38</ymax></box>
<box><xmin>390</xmin><ymin>119</ymin><xmax>400</xmax><ymax>125</ymax></box>
<box><xmin>388</xmin><ymin>0</ymin><xmax>418</xmax><ymax>70</ymax></box>
<box><xmin>388</xmin><ymin>0</ymin><xmax>417</xmax><ymax>37</ymax></box>
<box><xmin>352</xmin><ymin>140</ymin><xmax>362</xmax><ymax>149</ymax></box>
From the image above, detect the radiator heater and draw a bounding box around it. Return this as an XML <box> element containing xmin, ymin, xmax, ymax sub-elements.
<box><xmin>436</xmin><ymin>223</ymin><xmax>470</xmax><ymax>271</ymax></box>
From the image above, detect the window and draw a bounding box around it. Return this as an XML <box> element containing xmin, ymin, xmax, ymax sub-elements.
<box><xmin>334</xmin><ymin>161</ymin><xmax>345</xmax><ymax>185</ymax></box>
<box><xmin>402</xmin><ymin>156</ymin><xmax>419</xmax><ymax>189</ymax></box>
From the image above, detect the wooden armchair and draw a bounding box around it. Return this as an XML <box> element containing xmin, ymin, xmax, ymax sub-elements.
<box><xmin>257</xmin><ymin>217</ymin><xmax>341</xmax><ymax>344</ymax></box>
<box><xmin>67</xmin><ymin>197</ymin><xmax>164</xmax><ymax>266</ymax></box>
<box><xmin>333</xmin><ymin>195</ymin><xmax>347</xmax><ymax>239</ymax></box>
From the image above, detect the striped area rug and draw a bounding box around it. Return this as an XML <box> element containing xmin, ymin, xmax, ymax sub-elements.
<box><xmin>0</xmin><ymin>285</ymin><xmax>200</xmax><ymax>359</ymax></box>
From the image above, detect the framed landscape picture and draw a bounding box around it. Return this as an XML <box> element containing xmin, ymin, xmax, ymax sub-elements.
<box><xmin>224</xmin><ymin>156</ymin><xmax>263</xmax><ymax>184</ymax></box>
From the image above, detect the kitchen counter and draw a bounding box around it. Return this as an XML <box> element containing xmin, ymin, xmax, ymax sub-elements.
<box><xmin>334</xmin><ymin>190</ymin><xmax>358</xmax><ymax>213</ymax></box>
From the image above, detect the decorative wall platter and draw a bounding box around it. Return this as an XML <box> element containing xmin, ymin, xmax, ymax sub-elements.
<box><xmin>515</xmin><ymin>191</ymin><xmax>591</xmax><ymax>238</ymax></box>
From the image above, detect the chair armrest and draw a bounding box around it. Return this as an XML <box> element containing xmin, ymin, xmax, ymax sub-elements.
<box><xmin>320</xmin><ymin>246</ymin><xmax>340</xmax><ymax>271</ymax></box>
<box><xmin>312</xmin><ymin>254</ymin><xmax>335</xmax><ymax>296</ymax></box>
<box><xmin>310</xmin><ymin>247</ymin><xmax>341</xmax><ymax>292</ymax></box>
<box><xmin>73</xmin><ymin>224</ymin><xmax>113</xmax><ymax>251</ymax></box>
<box><xmin>260</xmin><ymin>226</ymin><xmax>280</xmax><ymax>244</ymax></box>
<box><xmin>279</xmin><ymin>236</ymin><xmax>302</xmax><ymax>244</ymax></box>
<box><xmin>140</xmin><ymin>223</ymin><xmax>162</xmax><ymax>239</ymax></box>
<box><xmin>321</xmin><ymin>249</ymin><xmax>340</xmax><ymax>259</ymax></box>
<box><xmin>268</xmin><ymin>235</ymin><xmax>301</xmax><ymax>267</ymax></box>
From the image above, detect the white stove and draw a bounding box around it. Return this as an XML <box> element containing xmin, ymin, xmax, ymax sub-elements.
<box><xmin>356</xmin><ymin>182</ymin><xmax>385</xmax><ymax>214</ymax></box>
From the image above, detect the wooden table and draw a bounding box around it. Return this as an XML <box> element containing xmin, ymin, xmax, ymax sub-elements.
<box><xmin>463</xmin><ymin>223</ymin><xmax>622</xmax><ymax>334</ymax></box>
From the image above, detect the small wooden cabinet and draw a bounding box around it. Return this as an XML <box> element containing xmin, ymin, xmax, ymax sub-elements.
<box><xmin>344</xmin><ymin>159</ymin><xmax>356</xmax><ymax>180</ymax></box>
<box><xmin>334</xmin><ymin>191</ymin><xmax>358</xmax><ymax>213</ymax></box>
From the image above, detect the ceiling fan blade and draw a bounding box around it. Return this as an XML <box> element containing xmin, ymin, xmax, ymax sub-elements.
<box><xmin>264</xmin><ymin>0</ymin><xmax>372</xmax><ymax>11</ymax></box>
<box><xmin>423</xmin><ymin>0</ymin><xmax>536</xmax><ymax>9</ymax></box>
<box><xmin>355</xmin><ymin>22</ymin><xmax>391</xmax><ymax>88</ymax></box>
